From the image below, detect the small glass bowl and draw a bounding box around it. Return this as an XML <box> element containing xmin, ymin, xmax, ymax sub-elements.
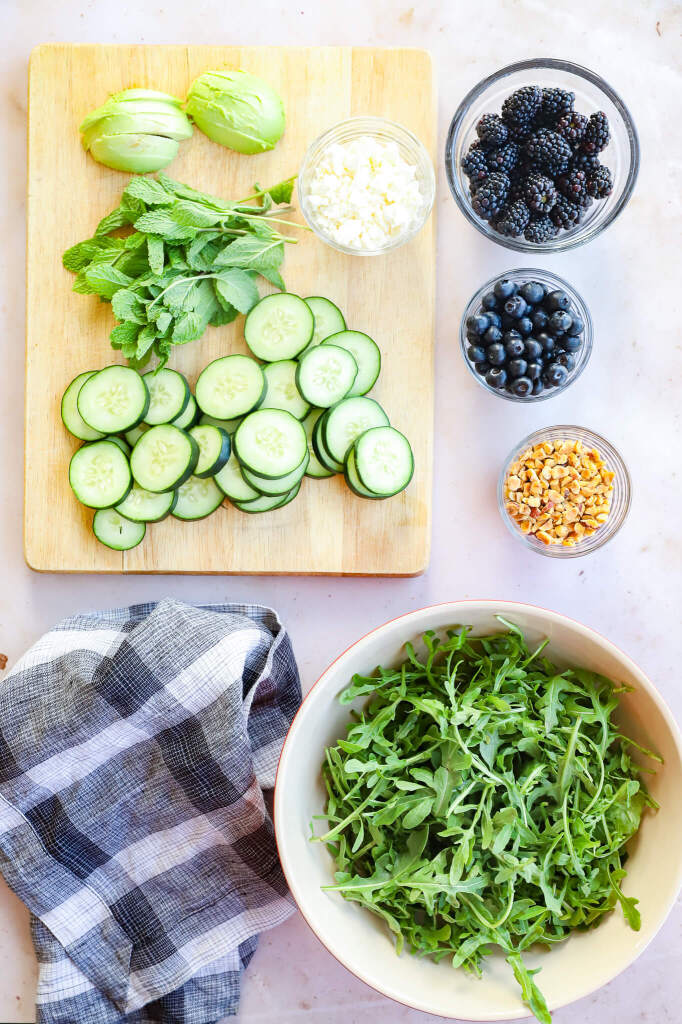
<box><xmin>498</xmin><ymin>425</ymin><xmax>631</xmax><ymax>557</ymax></box>
<box><xmin>297</xmin><ymin>117</ymin><xmax>435</xmax><ymax>255</ymax></box>
<box><xmin>445</xmin><ymin>58</ymin><xmax>640</xmax><ymax>253</ymax></box>
<box><xmin>460</xmin><ymin>268</ymin><xmax>593</xmax><ymax>403</ymax></box>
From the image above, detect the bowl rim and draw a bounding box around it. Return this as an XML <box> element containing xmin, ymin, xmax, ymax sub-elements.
<box><xmin>444</xmin><ymin>57</ymin><xmax>641</xmax><ymax>253</ymax></box>
<box><xmin>274</xmin><ymin>599</ymin><xmax>682</xmax><ymax>1021</ymax></box>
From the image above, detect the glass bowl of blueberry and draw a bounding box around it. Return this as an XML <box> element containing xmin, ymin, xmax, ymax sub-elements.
<box><xmin>460</xmin><ymin>269</ymin><xmax>592</xmax><ymax>401</ymax></box>
<box><xmin>445</xmin><ymin>58</ymin><xmax>639</xmax><ymax>252</ymax></box>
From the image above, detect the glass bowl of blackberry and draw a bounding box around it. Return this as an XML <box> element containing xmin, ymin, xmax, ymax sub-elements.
<box><xmin>445</xmin><ymin>59</ymin><xmax>639</xmax><ymax>252</ymax></box>
<box><xmin>460</xmin><ymin>269</ymin><xmax>592</xmax><ymax>401</ymax></box>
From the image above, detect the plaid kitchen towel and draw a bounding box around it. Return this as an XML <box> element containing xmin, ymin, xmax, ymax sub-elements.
<box><xmin>0</xmin><ymin>599</ymin><xmax>301</xmax><ymax>1024</ymax></box>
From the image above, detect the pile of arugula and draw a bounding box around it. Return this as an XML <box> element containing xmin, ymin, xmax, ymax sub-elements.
<box><xmin>62</xmin><ymin>172</ymin><xmax>300</xmax><ymax>368</ymax></box>
<box><xmin>316</xmin><ymin>621</ymin><xmax>659</xmax><ymax>1024</ymax></box>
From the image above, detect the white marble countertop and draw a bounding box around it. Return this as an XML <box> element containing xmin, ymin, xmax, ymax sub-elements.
<box><xmin>1</xmin><ymin>1</ymin><xmax>680</xmax><ymax>1021</ymax></box>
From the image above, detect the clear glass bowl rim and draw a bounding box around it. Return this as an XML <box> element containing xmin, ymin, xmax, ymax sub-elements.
<box><xmin>298</xmin><ymin>116</ymin><xmax>436</xmax><ymax>256</ymax></box>
<box><xmin>459</xmin><ymin>267</ymin><xmax>593</xmax><ymax>403</ymax></box>
<box><xmin>444</xmin><ymin>57</ymin><xmax>641</xmax><ymax>253</ymax></box>
<box><xmin>497</xmin><ymin>424</ymin><xmax>632</xmax><ymax>557</ymax></box>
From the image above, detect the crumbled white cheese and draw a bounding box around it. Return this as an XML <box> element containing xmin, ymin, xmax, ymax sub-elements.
<box><xmin>305</xmin><ymin>136</ymin><xmax>425</xmax><ymax>250</ymax></box>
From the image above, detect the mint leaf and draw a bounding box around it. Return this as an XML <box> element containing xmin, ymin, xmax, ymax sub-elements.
<box><xmin>257</xmin><ymin>264</ymin><xmax>286</xmax><ymax>291</ymax></box>
<box><xmin>62</xmin><ymin>236</ymin><xmax>125</xmax><ymax>272</ymax></box>
<box><xmin>264</xmin><ymin>177</ymin><xmax>296</xmax><ymax>205</ymax></box>
<box><xmin>83</xmin><ymin>263</ymin><xmax>133</xmax><ymax>300</ymax></box>
<box><xmin>135</xmin><ymin>323</ymin><xmax>158</xmax><ymax>361</ymax></box>
<box><xmin>110</xmin><ymin>320</ymin><xmax>140</xmax><ymax>350</ymax></box>
<box><xmin>124</xmin><ymin>176</ymin><xmax>173</xmax><ymax>206</ymax></box>
<box><xmin>147</xmin><ymin>235</ymin><xmax>165</xmax><ymax>276</ymax></box>
<box><xmin>111</xmin><ymin>288</ymin><xmax>147</xmax><ymax>324</ymax></box>
<box><xmin>210</xmin><ymin>305</ymin><xmax>239</xmax><ymax>327</ymax></box>
<box><xmin>95</xmin><ymin>192</ymin><xmax>144</xmax><ymax>236</ymax></box>
<box><xmin>213</xmin><ymin>267</ymin><xmax>260</xmax><ymax>314</ymax></box>
<box><xmin>214</xmin><ymin>235</ymin><xmax>284</xmax><ymax>272</ymax></box>
<box><xmin>133</xmin><ymin>210</ymin><xmax>196</xmax><ymax>241</ymax></box>
<box><xmin>172</xmin><ymin>311</ymin><xmax>205</xmax><ymax>344</ymax></box>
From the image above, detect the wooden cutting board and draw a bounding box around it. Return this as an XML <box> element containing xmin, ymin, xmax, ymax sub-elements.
<box><xmin>25</xmin><ymin>44</ymin><xmax>436</xmax><ymax>575</ymax></box>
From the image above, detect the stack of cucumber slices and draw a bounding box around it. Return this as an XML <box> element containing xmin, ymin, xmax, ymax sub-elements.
<box><xmin>61</xmin><ymin>292</ymin><xmax>414</xmax><ymax>551</ymax></box>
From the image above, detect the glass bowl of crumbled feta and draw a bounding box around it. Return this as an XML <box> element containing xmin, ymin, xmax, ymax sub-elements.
<box><xmin>298</xmin><ymin>117</ymin><xmax>435</xmax><ymax>255</ymax></box>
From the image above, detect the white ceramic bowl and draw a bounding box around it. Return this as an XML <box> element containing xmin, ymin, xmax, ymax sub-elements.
<box><xmin>274</xmin><ymin>601</ymin><xmax>682</xmax><ymax>1021</ymax></box>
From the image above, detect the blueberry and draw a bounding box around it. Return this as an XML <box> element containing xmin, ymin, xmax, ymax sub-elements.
<box><xmin>511</xmin><ymin>376</ymin><xmax>533</xmax><ymax>397</ymax></box>
<box><xmin>485</xmin><ymin>367</ymin><xmax>507</xmax><ymax>388</ymax></box>
<box><xmin>536</xmin><ymin>331</ymin><xmax>555</xmax><ymax>354</ymax></box>
<box><xmin>517</xmin><ymin>316</ymin><xmax>533</xmax><ymax>336</ymax></box>
<box><xmin>494</xmin><ymin>278</ymin><xmax>518</xmax><ymax>300</ymax></box>
<box><xmin>519</xmin><ymin>280</ymin><xmax>546</xmax><ymax>305</ymax></box>
<box><xmin>545</xmin><ymin>289</ymin><xmax>570</xmax><ymax>312</ymax></box>
<box><xmin>474</xmin><ymin>361</ymin><xmax>491</xmax><ymax>376</ymax></box>
<box><xmin>567</xmin><ymin>314</ymin><xmax>584</xmax><ymax>336</ymax></box>
<box><xmin>523</xmin><ymin>338</ymin><xmax>543</xmax><ymax>361</ymax></box>
<box><xmin>467</xmin><ymin>345</ymin><xmax>486</xmax><ymax>363</ymax></box>
<box><xmin>483</xmin><ymin>325</ymin><xmax>503</xmax><ymax>346</ymax></box>
<box><xmin>549</xmin><ymin>310</ymin><xmax>573</xmax><ymax>334</ymax></box>
<box><xmin>543</xmin><ymin>362</ymin><xmax>569</xmax><ymax>388</ymax></box>
<box><xmin>503</xmin><ymin>328</ymin><xmax>522</xmax><ymax>344</ymax></box>
<box><xmin>467</xmin><ymin>329</ymin><xmax>483</xmax><ymax>344</ymax></box>
<box><xmin>481</xmin><ymin>291</ymin><xmax>498</xmax><ymax>311</ymax></box>
<box><xmin>504</xmin><ymin>337</ymin><xmax>525</xmax><ymax>359</ymax></box>
<box><xmin>485</xmin><ymin>311</ymin><xmax>503</xmax><ymax>329</ymax></box>
<box><xmin>486</xmin><ymin>342</ymin><xmax>506</xmax><ymax>366</ymax></box>
<box><xmin>501</xmin><ymin>313</ymin><xmax>519</xmax><ymax>330</ymax></box>
<box><xmin>526</xmin><ymin>361</ymin><xmax>543</xmax><ymax>380</ymax></box>
<box><xmin>555</xmin><ymin>351</ymin><xmax>576</xmax><ymax>371</ymax></box>
<box><xmin>504</xmin><ymin>295</ymin><xmax>529</xmax><ymax>319</ymax></box>
<box><xmin>466</xmin><ymin>313</ymin><xmax>490</xmax><ymax>335</ymax></box>
<box><xmin>532</xmin><ymin>378</ymin><xmax>545</xmax><ymax>396</ymax></box>
<box><xmin>562</xmin><ymin>335</ymin><xmax>582</xmax><ymax>352</ymax></box>
<box><xmin>531</xmin><ymin>309</ymin><xmax>549</xmax><ymax>331</ymax></box>
<box><xmin>508</xmin><ymin>358</ymin><xmax>528</xmax><ymax>378</ymax></box>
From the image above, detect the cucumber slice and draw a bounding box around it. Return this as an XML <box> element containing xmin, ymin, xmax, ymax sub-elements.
<box><xmin>92</xmin><ymin>508</ymin><xmax>146</xmax><ymax>550</ymax></box>
<box><xmin>354</xmin><ymin>426</ymin><xmax>414</xmax><ymax>497</ymax></box>
<box><xmin>241</xmin><ymin>452</ymin><xmax>310</xmax><ymax>495</ymax></box>
<box><xmin>296</xmin><ymin>345</ymin><xmax>358</xmax><ymax>408</ymax></box>
<box><xmin>261</xmin><ymin>360</ymin><xmax>311</xmax><ymax>419</ymax></box>
<box><xmin>214</xmin><ymin>450</ymin><xmax>262</xmax><ymax>502</ymax></box>
<box><xmin>322</xmin><ymin>397</ymin><xmax>389</xmax><ymax>465</ymax></box>
<box><xmin>199</xmin><ymin>413</ymin><xmax>242</xmax><ymax>434</ymax></box>
<box><xmin>232</xmin><ymin>482</ymin><xmax>301</xmax><ymax>514</ymax></box>
<box><xmin>323</xmin><ymin>331</ymin><xmax>381</xmax><ymax>397</ymax></box>
<box><xmin>303</xmin><ymin>409</ymin><xmax>334</xmax><ymax>479</ymax></box>
<box><xmin>130</xmin><ymin>424</ymin><xmax>199</xmax><ymax>492</ymax></box>
<box><xmin>244</xmin><ymin>293</ymin><xmax>313</xmax><ymax>361</ymax></box>
<box><xmin>172</xmin><ymin>475</ymin><xmax>224</xmax><ymax>520</ymax></box>
<box><xmin>303</xmin><ymin>296</ymin><xmax>346</xmax><ymax>354</ymax></box>
<box><xmin>115</xmin><ymin>484</ymin><xmax>177</xmax><ymax>523</ymax></box>
<box><xmin>61</xmin><ymin>371</ymin><xmax>104</xmax><ymax>441</ymax></box>
<box><xmin>311</xmin><ymin>415</ymin><xmax>344</xmax><ymax>474</ymax></box>
<box><xmin>188</xmin><ymin>425</ymin><xmax>231</xmax><ymax>478</ymax></box>
<box><xmin>195</xmin><ymin>355</ymin><xmax>265</xmax><ymax>419</ymax></box>
<box><xmin>103</xmin><ymin>435</ymin><xmax>131</xmax><ymax>456</ymax></box>
<box><xmin>171</xmin><ymin>393</ymin><xmax>198</xmax><ymax>430</ymax></box>
<box><xmin>77</xmin><ymin>365</ymin><xmax>149</xmax><ymax>433</ymax></box>
<box><xmin>125</xmin><ymin>422</ymin><xmax>149</xmax><ymax>447</ymax></box>
<box><xmin>69</xmin><ymin>440</ymin><xmax>132</xmax><ymax>509</ymax></box>
<box><xmin>344</xmin><ymin>448</ymin><xmax>382</xmax><ymax>499</ymax></box>
<box><xmin>142</xmin><ymin>368</ymin><xmax>190</xmax><ymax>425</ymax></box>
<box><xmin>234</xmin><ymin>409</ymin><xmax>307</xmax><ymax>479</ymax></box>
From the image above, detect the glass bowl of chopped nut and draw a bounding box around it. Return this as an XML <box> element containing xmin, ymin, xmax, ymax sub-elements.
<box><xmin>498</xmin><ymin>426</ymin><xmax>631</xmax><ymax>556</ymax></box>
<box><xmin>297</xmin><ymin>117</ymin><xmax>436</xmax><ymax>255</ymax></box>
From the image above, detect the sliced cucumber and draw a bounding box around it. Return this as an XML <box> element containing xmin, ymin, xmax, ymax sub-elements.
<box><xmin>311</xmin><ymin>415</ymin><xmax>344</xmax><ymax>474</ymax></box>
<box><xmin>171</xmin><ymin>393</ymin><xmax>198</xmax><ymax>430</ymax></box>
<box><xmin>303</xmin><ymin>296</ymin><xmax>346</xmax><ymax>354</ymax></box>
<box><xmin>188</xmin><ymin>425</ymin><xmax>231</xmax><ymax>478</ymax></box>
<box><xmin>195</xmin><ymin>355</ymin><xmax>265</xmax><ymax>419</ymax></box>
<box><xmin>199</xmin><ymin>413</ymin><xmax>242</xmax><ymax>434</ymax></box>
<box><xmin>77</xmin><ymin>365</ymin><xmax>149</xmax><ymax>433</ymax></box>
<box><xmin>142</xmin><ymin>368</ymin><xmax>190</xmax><ymax>425</ymax></box>
<box><xmin>261</xmin><ymin>360</ymin><xmax>311</xmax><ymax>420</ymax></box>
<box><xmin>234</xmin><ymin>409</ymin><xmax>307</xmax><ymax>479</ymax></box>
<box><xmin>344</xmin><ymin>448</ymin><xmax>382</xmax><ymax>499</ymax></box>
<box><xmin>172</xmin><ymin>475</ymin><xmax>224</xmax><ymax>520</ymax></box>
<box><xmin>242</xmin><ymin>452</ymin><xmax>310</xmax><ymax>495</ymax></box>
<box><xmin>296</xmin><ymin>345</ymin><xmax>357</xmax><ymax>408</ymax></box>
<box><xmin>93</xmin><ymin>508</ymin><xmax>146</xmax><ymax>550</ymax></box>
<box><xmin>125</xmin><ymin>422</ymin><xmax>149</xmax><ymax>447</ymax></box>
<box><xmin>61</xmin><ymin>371</ymin><xmax>104</xmax><ymax>441</ymax></box>
<box><xmin>244</xmin><ymin>293</ymin><xmax>313</xmax><ymax>361</ymax></box>
<box><xmin>130</xmin><ymin>424</ymin><xmax>199</xmax><ymax>492</ymax></box>
<box><xmin>115</xmin><ymin>484</ymin><xmax>177</xmax><ymax>523</ymax></box>
<box><xmin>214</xmin><ymin>450</ymin><xmax>262</xmax><ymax>502</ymax></box>
<box><xmin>322</xmin><ymin>397</ymin><xmax>389</xmax><ymax>465</ymax></box>
<box><xmin>103</xmin><ymin>435</ymin><xmax>131</xmax><ymax>456</ymax></box>
<box><xmin>303</xmin><ymin>409</ymin><xmax>334</xmax><ymax>479</ymax></box>
<box><xmin>232</xmin><ymin>482</ymin><xmax>301</xmax><ymax>514</ymax></box>
<box><xmin>69</xmin><ymin>440</ymin><xmax>132</xmax><ymax>509</ymax></box>
<box><xmin>323</xmin><ymin>331</ymin><xmax>381</xmax><ymax>397</ymax></box>
<box><xmin>354</xmin><ymin>426</ymin><xmax>414</xmax><ymax>497</ymax></box>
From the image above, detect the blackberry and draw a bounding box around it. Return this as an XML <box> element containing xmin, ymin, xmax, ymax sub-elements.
<box><xmin>587</xmin><ymin>165</ymin><xmax>614</xmax><ymax>199</ymax></box>
<box><xmin>556</xmin><ymin>168</ymin><xmax>588</xmax><ymax>203</ymax></box>
<box><xmin>524</xmin><ymin>173</ymin><xmax>558</xmax><ymax>214</ymax></box>
<box><xmin>538</xmin><ymin>87</ymin><xmax>574</xmax><ymax>125</ymax></box>
<box><xmin>495</xmin><ymin>200</ymin><xmax>531</xmax><ymax>237</ymax></box>
<box><xmin>462</xmin><ymin>142</ymin><xmax>489</xmax><ymax>187</ymax></box>
<box><xmin>486</xmin><ymin>142</ymin><xmax>519</xmax><ymax>173</ymax></box>
<box><xmin>524</xmin><ymin>215</ymin><xmax>558</xmax><ymax>244</ymax></box>
<box><xmin>471</xmin><ymin>171</ymin><xmax>509</xmax><ymax>221</ymax></box>
<box><xmin>556</xmin><ymin>111</ymin><xmax>588</xmax><ymax>146</ymax></box>
<box><xmin>582</xmin><ymin>111</ymin><xmax>611</xmax><ymax>154</ymax></box>
<box><xmin>550</xmin><ymin>195</ymin><xmax>582</xmax><ymax>229</ymax></box>
<box><xmin>506</xmin><ymin>121</ymin><xmax>534</xmax><ymax>144</ymax></box>
<box><xmin>476</xmin><ymin>113</ymin><xmax>508</xmax><ymax>149</ymax></box>
<box><xmin>524</xmin><ymin>129</ymin><xmax>572</xmax><ymax>175</ymax></box>
<box><xmin>501</xmin><ymin>86</ymin><xmax>542</xmax><ymax>129</ymax></box>
<box><xmin>570</xmin><ymin>151</ymin><xmax>600</xmax><ymax>174</ymax></box>
<box><xmin>508</xmin><ymin>176</ymin><xmax>527</xmax><ymax>204</ymax></box>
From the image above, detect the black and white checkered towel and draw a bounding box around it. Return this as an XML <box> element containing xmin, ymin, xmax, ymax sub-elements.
<box><xmin>0</xmin><ymin>599</ymin><xmax>301</xmax><ymax>1024</ymax></box>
